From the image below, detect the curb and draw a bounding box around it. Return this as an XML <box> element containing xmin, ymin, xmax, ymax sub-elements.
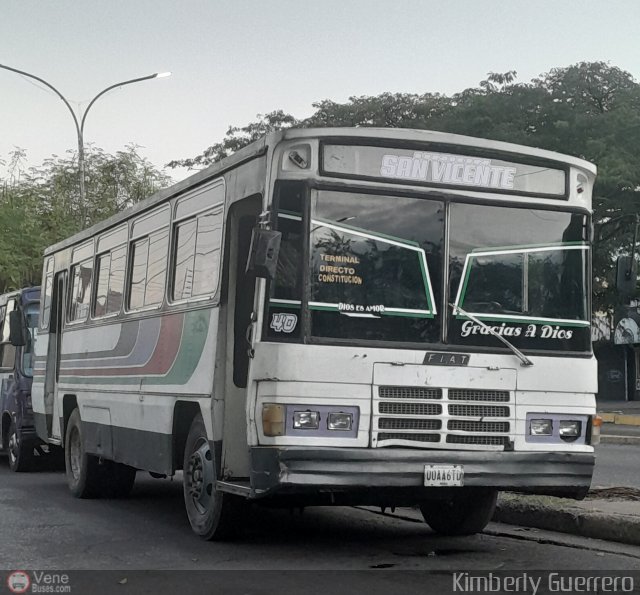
<box><xmin>599</xmin><ymin>412</ymin><xmax>640</xmax><ymax>426</ymax></box>
<box><xmin>600</xmin><ymin>434</ymin><xmax>640</xmax><ymax>445</ymax></box>
<box><xmin>493</xmin><ymin>495</ymin><xmax>640</xmax><ymax>547</ymax></box>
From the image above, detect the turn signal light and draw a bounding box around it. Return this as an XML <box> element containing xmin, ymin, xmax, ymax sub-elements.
<box><xmin>262</xmin><ymin>403</ymin><xmax>285</xmax><ymax>436</ymax></box>
<box><xmin>590</xmin><ymin>415</ymin><xmax>602</xmax><ymax>446</ymax></box>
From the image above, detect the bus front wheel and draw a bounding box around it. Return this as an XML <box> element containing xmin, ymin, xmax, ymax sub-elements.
<box><xmin>419</xmin><ymin>488</ymin><xmax>498</xmax><ymax>536</ymax></box>
<box><xmin>8</xmin><ymin>420</ymin><xmax>34</xmax><ymax>472</ymax></box>
<box><xmin>183</xmin><ymin>413</ymin><xmax>241</xmax><ymax>541</ymax></box>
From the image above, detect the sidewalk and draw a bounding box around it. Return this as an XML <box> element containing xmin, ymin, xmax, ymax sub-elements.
<box><xmin>598</xmin><ymin>400</ymin><xmax>640</xmax><ymax>445</ymax></box>
<box><xmin>493</xmin><ymin>489</ymin><xmax>640</xmax><ymax>547</ymax></box>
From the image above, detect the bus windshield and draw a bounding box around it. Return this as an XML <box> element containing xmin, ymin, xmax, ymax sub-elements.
<box><xmin>267</xmin><ymin>188</ymin><xmax>590</xmax><ymax>352</ymax></box>
<box><xmin>308</xmin><ymin>190</ymin><xmax>444</xmax><ymax>344</ymax></box>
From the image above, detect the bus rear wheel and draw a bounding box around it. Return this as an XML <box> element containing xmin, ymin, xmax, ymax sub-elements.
<box><xmin>419</xmin><ymin>488</ymin><xmax>498</xmax><ymax>536</ymax></box>
<box><xmin>65</xmin><ymin>408</ymin><xmax>104</xmax><ymax>498</ymax></box>
<box><xmin>8</xmin><ymin>420</ymin><xmax>34</xmax><ymax>472</ymax></box>
<box><xmin>65</xmin><ymin>409</ymin><xmax>137</xmax><ymax>498</ymax></box>
<box><xmin>183</xmin><ymin>413</ymin><xmax>241</xmax><ymax>540</ymax></box>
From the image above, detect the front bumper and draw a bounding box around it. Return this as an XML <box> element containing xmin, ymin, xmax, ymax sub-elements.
<box><xmin>250</xmin><ymin>447</ymin><xmax>594</xmax><ymax>500</ymax></box>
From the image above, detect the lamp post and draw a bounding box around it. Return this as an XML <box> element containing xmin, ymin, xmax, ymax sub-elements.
<box><xmin>0</xmin><ymin>63</ymin><xmax>171</xmax><ymax>203</ymax></box>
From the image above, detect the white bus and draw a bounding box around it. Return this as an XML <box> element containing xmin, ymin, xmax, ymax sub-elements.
<box><xmin>29</xmin><ymin>128</ymin><xmax>599</xmax><ymax>539</ymax></box>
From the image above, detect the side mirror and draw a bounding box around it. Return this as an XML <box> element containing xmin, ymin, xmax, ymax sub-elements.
<box><xmin>616</xmin><ymin>255</ymin><xmax>638</xmax><ymax>299</ymax></box>
<box><xmin>246</xmin><ymin>227</ymin><xmax>282</xmax><ymax>280</ymax></box>
<box><xmin>9</xmin><ymin>310</ymin><xmax>26</xmax><ymax>347</ymax></box>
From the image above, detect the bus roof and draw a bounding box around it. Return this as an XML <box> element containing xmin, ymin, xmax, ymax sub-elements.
<box><xmin>44</xmin><ymin>127</ymin><xmax>596</xmax><ymax>256</ymax></box>
<box><xmin>0</xmin><ymin>286</ymin><xmax>40</xmax><ymax>307</ymax></box>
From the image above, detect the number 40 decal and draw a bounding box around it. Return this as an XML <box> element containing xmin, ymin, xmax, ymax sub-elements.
<box><xmin>270</xmin><ymin>313</ymin><xmax>298</xmax><ymax>333</ymax></box>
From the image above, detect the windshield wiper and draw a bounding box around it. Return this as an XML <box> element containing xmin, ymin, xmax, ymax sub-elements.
<box><xmin>449</xmin><ymin>303</ymin><xmax>534</xmax><ymax>367</ymax></box>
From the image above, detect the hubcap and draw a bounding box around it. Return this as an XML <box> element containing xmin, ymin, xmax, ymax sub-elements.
<box><xmin>69</xmin><ymin>426</ymin><xmax>82</xmax><ymax>480</ymax></box>
<box><xmin>8</xmin><ymin>429</ymin><xmax>18</xmax><ymax>465</ymax></box>
<box><xmin>186</xmin><ymin>439</ymin><xmax>214</xmax><ymax>514</ymax></box>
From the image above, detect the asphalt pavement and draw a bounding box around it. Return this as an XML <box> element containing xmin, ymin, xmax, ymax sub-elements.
<box><xmin>1</xmin><ymin>452</ymin><xmax>640</xmax><ymax>574</ymax></box>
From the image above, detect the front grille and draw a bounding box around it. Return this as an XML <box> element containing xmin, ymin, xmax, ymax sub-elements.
<box><xmin>448</xmin><ymin>420</ymin><xmax>510</xmax><ymax>433</ymax></box>
<box><xmin>374</xmin><ymin>384</ymin><xmax>514</xmax><ymax>450</ymax></box>
<box><xmin>378</xmin><ymin>433</ymin><xmax>440</xmax><ymax>443</ymax></box>
<box><xmin>379</xmin><ymin>418</ymin><xmax>442</xmax><ymax>431</ymax></box>
<box><xmin>448</xmin><ymin>404</ymin><xmax>510</xmax><ymax>418</ymax></box>
<box><xmin>379</xmin><ymin>386</ymin><xmax>442</xmax><ymax>400</ymax></box>
<box><xmin>379</xmin><ymin>402</ymin><xmax>442</xmax><ymax>416</ymax></box>
<box><xmin>446</xmin><ymin>435</ymin><xmax>509</xmax><ymax>447</ymax></box>
<box><xmin>448</xmin><ymin>389</ymin><xmax>510</xmax><ymax>402</ymax></box>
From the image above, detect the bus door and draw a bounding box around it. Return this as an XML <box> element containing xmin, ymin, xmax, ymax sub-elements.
<box><xmin>43</xmin><ymin>271</ymin><xmax>66</xmax><ymax>441</ymax></box>
<box><xmin>221</xmin><ymin>195</ymin><xmax>261</xmax><ymax>477</ymax></box>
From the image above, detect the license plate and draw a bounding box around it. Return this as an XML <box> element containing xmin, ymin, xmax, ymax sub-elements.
<box><xmin>424</xmin><ymin>464</ymin><xmax>464</xmax><ymax>487</ymax></box>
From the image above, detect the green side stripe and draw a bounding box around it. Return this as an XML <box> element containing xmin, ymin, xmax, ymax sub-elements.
<box><xmin>382</xmin><ymin>311</ymin><xmax>434</xmax><ymax>319</ymax></box>
<box><xmin>269</xmin><ymin>299</ymin><xmax>302</xmax><ymax>309</ymax></box>
<box><xmin>59</xmin><ymin>310</ymin><xmax>211</xmax><ymax>386</ymax></box>
<box><xmin>470</xmin><ymin>241</ymin><xmax>588</xmax><ymax>253</ymax></box>
<box><xmin>313</xmin><ymin>217</ymin><xmax>420</xmax><ymax>247</ymax></box>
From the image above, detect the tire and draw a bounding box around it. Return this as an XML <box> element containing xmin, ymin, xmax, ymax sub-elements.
<box><xmin>7</xmin><ymin>420</ymin><xmax>33</xmax><ymax>472</ymax></box>
<box><xmin>419</xmin><ymin>489</ymin><xmax>498</xmax><ymax>536</ymax></box>
<box><xmin>183</xmin><ymin>413</ymin><xmax>242</xmax><ymax>540</ymax></box>
<box><xmin>64</xmin><ymin>408</ymin><xmax>104</xmax><ymax>498</ymax></box>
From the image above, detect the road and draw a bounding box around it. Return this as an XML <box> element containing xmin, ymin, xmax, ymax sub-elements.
<box><xmin>1</xmin><ymin>444</ymin><xmax>640</xmax><ymax>582</ymax></box>
<box><xmin>593</xmin><ymin>443</ymin><xmax>640</xmax><ymax>488</ymax></box>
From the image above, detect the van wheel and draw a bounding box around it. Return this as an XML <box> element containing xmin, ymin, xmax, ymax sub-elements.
<box><xmin>419</xmin><ymin>489</ymin><xmax>498</xmax><ymax>536</ymax></box>
<box><xmin>8</xmin><ymin>420</ymin><xmax>33</xmax><ymax>472</ymax></box>
<box><xmin>183</xmin><ymin>413</ymin><xmax>242</xmax><ymax>540</ymax></box>
<box><xmin>65</xmin><ymin>408</ymin><xmax>103</xmax><ymax>498</ymax></box>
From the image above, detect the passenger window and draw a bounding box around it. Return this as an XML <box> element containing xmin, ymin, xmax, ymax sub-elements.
<box><xmin>94</xmin><ymin>254</ymin><xmax>111</xmax><ymax>317</ymax></box>
<box><xmin>69</xmin><ymin>259</ymin><xmax>93</xmax><ymax>322</ymax></box>
<box><xmin>172</xmin><ymin>207</ymin><xmax>223</xmax><ymax>301</ymax></box>
<box><xmin>108</xmin><ymin>246</ymin><xmax>126</xmax><ymax>313</ymax></box>
<box><xmin>94</xmin><ymin>246</ymin><xmax>126</xmax><ymax>317</ymax></box>
<box><xmin>128</xmin><ymin>229</ymin><xmax>168</xmax><ymax>309</ymax></box>
<box><xmin>41</xmin><ymin>258</ymin><xmax>54</xmax><ymax>329</ymax></box>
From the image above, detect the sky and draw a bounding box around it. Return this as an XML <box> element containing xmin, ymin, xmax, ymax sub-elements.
<box><xmin>1</xmin><ymin>0</ymin><xmax>640</xmax><ymax>182</ymax></box>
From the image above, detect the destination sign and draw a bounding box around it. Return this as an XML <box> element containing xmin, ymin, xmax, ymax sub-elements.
<box><xmin>322</xmin><ymin>144</ymin><xmax>566</xmax><ymax>196</ymax></box>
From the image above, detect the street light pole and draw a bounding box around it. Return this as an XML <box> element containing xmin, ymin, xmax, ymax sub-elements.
<box><xmin>0</xmin><ymin>64</ymin><xmax>171</xmax><ymax>203</ymax></box>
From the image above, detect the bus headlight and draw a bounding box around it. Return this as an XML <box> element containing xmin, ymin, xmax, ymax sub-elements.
<box><xmin>327</xmin><ymin>412</ymin><xmax>353</xmax><ymax>431</ymax></box>
<box><xmin>530</xmin><ymin>419</ymin><xmax>553</xmax><ymax>436</ymax></box>
<box><xmin>559</xmin><ymin>420</ymin><xmax>582</xmax><ymax>441</ymax></box>
<box><xmin>293</xmin><ymin>410</ymin><xmax>320</xmax><ymax>430</ymax></box>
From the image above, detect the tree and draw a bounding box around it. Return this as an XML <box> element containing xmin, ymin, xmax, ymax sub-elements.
<box><xmin>169</xmin><ymin>61</ymin><xmax>640</xmax><ymax>312</ymax></box>
<box><xmin>0</xmin><ymin>145</ymin><xmax>172</xmax><ymax>292</ymax></box>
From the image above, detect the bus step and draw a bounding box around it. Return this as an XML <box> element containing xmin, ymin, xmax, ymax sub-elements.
<box><xmin>216</xmin><ymin>479</ymin><xmax>252</xmax><ymax>498</ymax></box>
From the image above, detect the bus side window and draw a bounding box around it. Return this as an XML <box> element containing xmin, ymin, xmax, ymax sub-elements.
<box><xmin>94</xmin><ymin>247</ymin><xmax>126</xmax><ymax>318</ymax></box>
<box><xmin>172</xmin><ymin>206</ymin><xmax>223</xmax><ymax>301</ymax></box>
<box><xmin>41</xmin><ymin>258</ymin><xmax>54</xmax><ymax>329</ymax></box>
<box><xmin>128</xmin><ymin>229</ymin><xmax>169</xmax><ymax>310</ymax></box>
<box><xmin>0</xmin><ymin>300</ymin><xmax>16</xmax><ymax>369</ymax></box>
<box><xmin>69</xmin><ymin>259</ymin><xmax>94</xmax><ymax>322</ymax></box>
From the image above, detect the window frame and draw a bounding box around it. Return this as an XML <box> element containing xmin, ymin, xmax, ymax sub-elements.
<box><xmin>68</xmin><ymin>257</ymin><xmax>95</xmax><ymax>324</ymax></box>
<box><xmin>169</xmin><ymin>183</ymin><xmax>225</xmax><ymax>306</ymax></box>
<box><xmin>41</xmin><ymin>257</ymin><xmax>54</xmax><ymax>331</ymax></box>
<box><xmin>125</xmin><ymin>207</ymin><xmax>170</xmax><ymax>314</ymax></box>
